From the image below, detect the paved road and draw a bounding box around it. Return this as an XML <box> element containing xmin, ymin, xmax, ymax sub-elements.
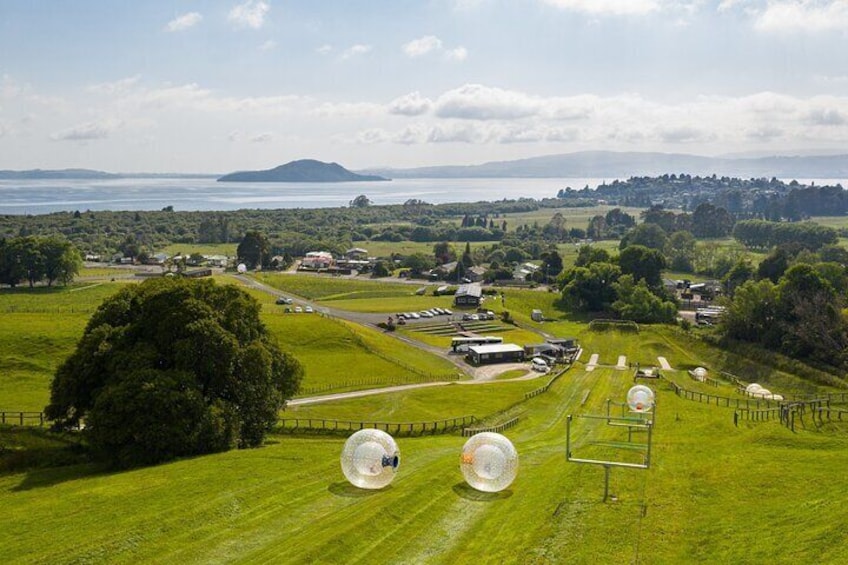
<box><xmin>230</xmin><ymin>274</ymin><xmax>553</xmax><ymax>405</ymax></box>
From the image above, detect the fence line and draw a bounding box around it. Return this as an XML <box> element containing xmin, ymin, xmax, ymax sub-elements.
<box><xmin>666</xmin><ymin>380</ymin><xmax>780</xmax><ymax>410</ymax></box>
<box><xmin>462</xmin><ymin>417</ymin><xmax>519</xmax><ymax>437</ymax></box>
<box><xmin>524</xmin><ymin>364</ymin><xmax>572</xmax><ymax>400</ymax></box>
<box><xmin>688</xmin><ymin>369</ymin><xmax>720</xmax><ymax>388</ymax></box>
<box><xmin>0</xmin><ymin>411</ymin><xmax>46</xmax><ymax>426</ymax></box>
<box><xmin>277</xmin><ymin>415</ymin><xmax>476</xmax><ymax>436</ymax></box>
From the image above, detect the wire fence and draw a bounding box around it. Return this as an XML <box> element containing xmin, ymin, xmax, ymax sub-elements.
<box><xmin>277</xmin><ymin>415</ymin><xmax>476</xmax><ymax>436</ymax></box>
<box><xmin>462</xmin><ymin>416</ymin><xmax>519</xmax><ymax>437</ymax></box>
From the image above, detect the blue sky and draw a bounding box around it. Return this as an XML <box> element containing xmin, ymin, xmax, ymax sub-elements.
<box><xmin>1</xmin><ymin>0</ymin><xmax>847</xmax><ymax>172</ymax></box>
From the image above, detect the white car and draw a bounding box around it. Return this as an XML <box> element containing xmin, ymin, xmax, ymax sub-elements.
<box><xmin>294</xmin><ymin>306</ymin><xmax>303</xmax><ymax>313</ymax></box>
<box><xmin>419</xmin><ymin>310</ymin><xmax>434</xmax><ymax>318</ymax></box>
<box><xmin>304</xmin><ymin>306</ymin><xmax>313</xmax><ymax>313</ymax></box>
<box><xmin>531</xmin><ymin>357</ymin><xmax>549</xmax><ymax>372</ymax></box>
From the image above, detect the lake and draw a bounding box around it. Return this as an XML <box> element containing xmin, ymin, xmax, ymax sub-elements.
<box><xmin>0</xmin><ymin>177</ymin><xmax>607</xmax><ymax>215</ymax></box>
<box><xmin>1</xmin><ymin>176</ymin><xmax>844</xmax><ymax>215</ymax></box>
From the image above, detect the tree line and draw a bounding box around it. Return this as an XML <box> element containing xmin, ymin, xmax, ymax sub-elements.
<box><xmin>557</xmin><ymin>174</ymin><xmax>847</xmax><ymax>222</ymax></box>
<box><xmin>0</xmin><ymin>235</ymin><xmax>82</xmax><ymax>288</ymax></box>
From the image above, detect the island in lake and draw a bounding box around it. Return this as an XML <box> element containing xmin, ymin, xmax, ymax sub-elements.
<box><xmin>217</xmin><ymin>159</ymin><xmax>389</xmax><ymax>183</ymax></box>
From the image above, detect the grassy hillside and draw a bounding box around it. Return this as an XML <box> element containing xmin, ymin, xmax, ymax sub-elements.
<box><xmin>2</xmin><ymin>361</ymin><xmax>846</xmax><ymax>563</ymax></box>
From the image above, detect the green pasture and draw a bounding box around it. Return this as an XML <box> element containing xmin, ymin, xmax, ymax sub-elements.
<box><xmin>254</xmin><ymin>273</ymin><xmax>420</xmax><ymax>302</ymax></box>
<box><xmin>3</xmin><ymin>359</ymin><xmax>847</xmax><ymax>563</ymax></box>
<box><xmin>160</xmin><ymin>242</ymin><xmax>237</xmax><ymax>257</ymax></box>
<box><xmin>285</xmin><ymin>379</ymin><xmax>540</xmax><ymax>422</ymax></box>
<box><xmin>78</xmin><ymin>266</ymin><xmax>135</xmax><ymax>279</ymax></box>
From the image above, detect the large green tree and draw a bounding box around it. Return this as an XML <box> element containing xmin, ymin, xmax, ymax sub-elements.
<box><xmin>237</xmin><ymin>231</ymin><xmax>270</xmax><ymax>269</ymax></box>
<box><xmin>46</xmin><ymin>278</ymin><xmax>303</xmax><ymax>467</ymax></box>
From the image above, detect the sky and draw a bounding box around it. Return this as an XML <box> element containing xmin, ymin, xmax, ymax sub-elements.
<box><xmin>1</xmin><ymin>0</ymin><xmax>847</xmax><ymax>173</ymax></box>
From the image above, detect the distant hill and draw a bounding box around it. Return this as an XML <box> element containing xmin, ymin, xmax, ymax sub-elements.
<box><xmin>0</xmin><ymin>168</ymin><xmax>121</xmax><ymax>180</ymax></box>
<box><xmin>218</xmin><ymin>160</ymin><xmax>389</xmax><ymax>183</ymax></box>
<box><xmin>361</xmin><ymin>151</ymin><xmax>848</xmax><ymax>179</ymax></box>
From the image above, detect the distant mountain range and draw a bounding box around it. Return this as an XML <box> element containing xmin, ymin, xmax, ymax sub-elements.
<box><xmin>360</xmin><ymin>151</ymin><xmax>848</xmax><ymax>179</ymax></box>
<box><xmin>0</xmin><ymin>168</ymin><xmax>121</xmax><ymax>180</ymax></box>
<box><xmin>218</xmin><ymin>159</ymin><xmax>389</xmax><ymax>182</ymax></box>
<box><xmin>0</xmin><ymin>169</ymin><xmax>216</xmax><ymax>180</ymax></box>
<box><xmin>5</xmin><ymin>151</ymin><xmax>848</xmax><ymax>182</ymax></box>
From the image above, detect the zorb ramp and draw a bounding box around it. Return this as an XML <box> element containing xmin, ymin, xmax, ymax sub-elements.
<box><xmin>460</xmin><ymin>432</ymin><xmax>519</xmax><ymax>493</ymax></box>
<box><xmin>340</xmin><ymin>429</ymin><xmax>400</xmax><ymax>489</ymax></box>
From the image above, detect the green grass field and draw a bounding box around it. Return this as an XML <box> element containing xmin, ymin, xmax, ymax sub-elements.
<box><xmin>3</xmin><ymin>274</ymin><xmax>848</xmax><ymax>563</ymax></box>
<box><xmin>2</xmin><ymin>361</ymin><xmax>846</xmax><ymax>563</ymax></box>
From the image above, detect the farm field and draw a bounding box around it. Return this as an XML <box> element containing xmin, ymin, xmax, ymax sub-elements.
<box><xmin>3</xmin><ymin>360</ymin><xmax>848</xmax><ymax>563</ymax></box>
<box><xmin>3</xmin><ymin>272</ymin><xmax>848</xmax><ymax>563</ymax></box>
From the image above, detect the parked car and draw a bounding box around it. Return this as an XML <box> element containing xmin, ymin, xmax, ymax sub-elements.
<box><xmin>284</xmin><ymin>306</ymin><xmax>292</xmax><ymax>313</ymax></box>
<box><xmin>462</xmin><ymin>313</ymin><xmax>473</xmax><ymax>321</ymax></box>
<box><xmin>276</xmin><ymin>296</ymin><xmax>293</xmax><ymax>305</ymax></box>
<box><xmin>409</xmin><ymin>312</ymin><xmax>420</xmax><ymax>319</ymax></box>
<box><xmin>304</xmin><ymin>306</ymin><xmax>313</xmax><ymax>313</ymax></box>
<box><xmin>420</xmin><ymin>310</ymin><xmax>434</xmax><ymax>318</ymax></box>
<box><xmin>443</xmin><ymin>308</ymin><xmax>453</xmax><ymax>315</ymax></box>
<box><xmin>294</xmin><ymin>306</ymin><xmax>303</xmax><ymax>313</ymax></box>
<box><xmin>531</xmin><ymin>357</ymin><xmax>549</xmax><ymax>372</ymax></box>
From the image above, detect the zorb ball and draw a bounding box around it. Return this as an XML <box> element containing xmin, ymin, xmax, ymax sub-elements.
<box><xmin>746</xmin><ymin>383</ymin><xmax>762</xmax><ymax>395</ymax></box>
<box><xmin>237</xmin><ymin>263</ymin><xmax>247</xmax><ymax>273</ymax></box>
<box><xmin>627</xmin><ymin>385</ymin><xmax>655</xmax><ymax>413</ymax></box>
<box><xmin>340</xmin><ymin>429</ymin><xmax>400</xmax><ymax>490</ymax></box>
<box><xmin>460</xmin><ymin>432</ymin><xmax>519</xmax><ymax>493</ymax></box>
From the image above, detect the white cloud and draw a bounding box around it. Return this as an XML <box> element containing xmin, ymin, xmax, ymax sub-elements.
<box><xmin>341</xmin><ymin>44</ymin><xmax>372</xmax><ymax>60</ymax></box>
<box><xmin>87</xmin><ymin>76</ymin><xmax>141</xmax><ymax>95</ymax></box>
<box><xmin>754</xmin><ymin>1</ymin><xmax>848</xmax><ymax>33</ymax></box>
<box><xmin>435</xmin><ymin>84</ymin><xmax>542</xmax><ymax>120</ymax></box>
<box><xmin>805</xmin><ymin>107</ymin><xmax>845</xmax><ymax>125</ymax></box>
<box><xmin>403</xmin><ymin>35</ymin><xmax>443</xmax><ymax>57</ymax></box>
<box><xmin>402</xmin><ymin>35</ymin><xmax>468</xmax><ymax>61</ymax></box>
<box><xmin>316</xmin><ymin>44</ymin><xmax>333</xmax><ymax>55</ymax></box>
<box><xmin>311</xmin><ymin>101</ymin><xmax>383</xmax><ymax>118</ymax></box>
<box><xmin>541</xmin><ymin>0</ymin><xmax>662</xmax><ymax>16</ymax></box>
<box><xmin>165</xmin><ymin>12</ymin><xmax>202</xmax><ymax>32</ymax></box>
<box><xmin>50</xmin><ymin>120</ymin><xmax>121</xmax><ymax>141</ymax></box>
<box><xmin>389</xmin><ymin>92</ymin><xmax>433</xmax><ymax>116</ymax></box>
<box><xmin>250</xmin><ymin>132</ymin><xmax>274</xmax><ymax>143</ymax></box>
<box><xmin>445</xmin><ymin>46</ymin><xmax>468</xmax><ymax>61</ymax></box>
<box><xmin>658</xmin><ymin>125</ymin><xmax>713</xmax><ymax>143</ymax></box>
<box><xmin>228</xmin><ymin>0</ymin><xmax>270</xmax><ymax>29</ymax></box>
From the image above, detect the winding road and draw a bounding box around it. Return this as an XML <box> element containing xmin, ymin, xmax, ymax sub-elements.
<box><xmin>230</xmin><ymin>274</ymin><xmax>554</xmax><ymax>405</ymax></box>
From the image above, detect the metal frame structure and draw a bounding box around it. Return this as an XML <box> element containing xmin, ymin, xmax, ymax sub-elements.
<box><xmin>566</xmin><ymin>412</ymin><xmax>655</xmax><ymax>502</ymax></box>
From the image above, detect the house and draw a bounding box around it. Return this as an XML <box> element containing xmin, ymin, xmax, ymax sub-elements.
<box><xmin>148</xmin><ymin>253</ymin><xmax>169</xmax><ymax>265</ymax></box>
<box><xmin>523</xmin><ymin>343</ymin><xmax>564</xmax><ymax>359</ymax></box>
<box><xmin>300</xmin><ymin>251</ymin><xmax>334</xmax><ymax>270</ymax></box>
<box><xmin>513</xmin><ymin>262</ymin><xmax>540</xmax><ymax>280</ymax></box>
<box><xmin>345</xmin><ymin>247</ymin><xmax>368</xmax><ymax>260</ymax></box>
<box><xmin>466</xmin><ymin>343</ymin><xmax>525</xmax><ymax>365</ymax></box>
<box><xmin>454</xmin><ymin>283</ymin><xmax>482</xmax><ymax>308</ymax></box>
<box><xmin>205</xmin><ymin>255</ymin><xmax>229</xmax><ymax>268</ymax></box>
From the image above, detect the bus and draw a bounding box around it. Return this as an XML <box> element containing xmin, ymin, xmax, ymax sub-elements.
<box><xmin>451</xmin><ymin>336</ymin><xmax>503</xmax><ymax>353</ymax></box>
